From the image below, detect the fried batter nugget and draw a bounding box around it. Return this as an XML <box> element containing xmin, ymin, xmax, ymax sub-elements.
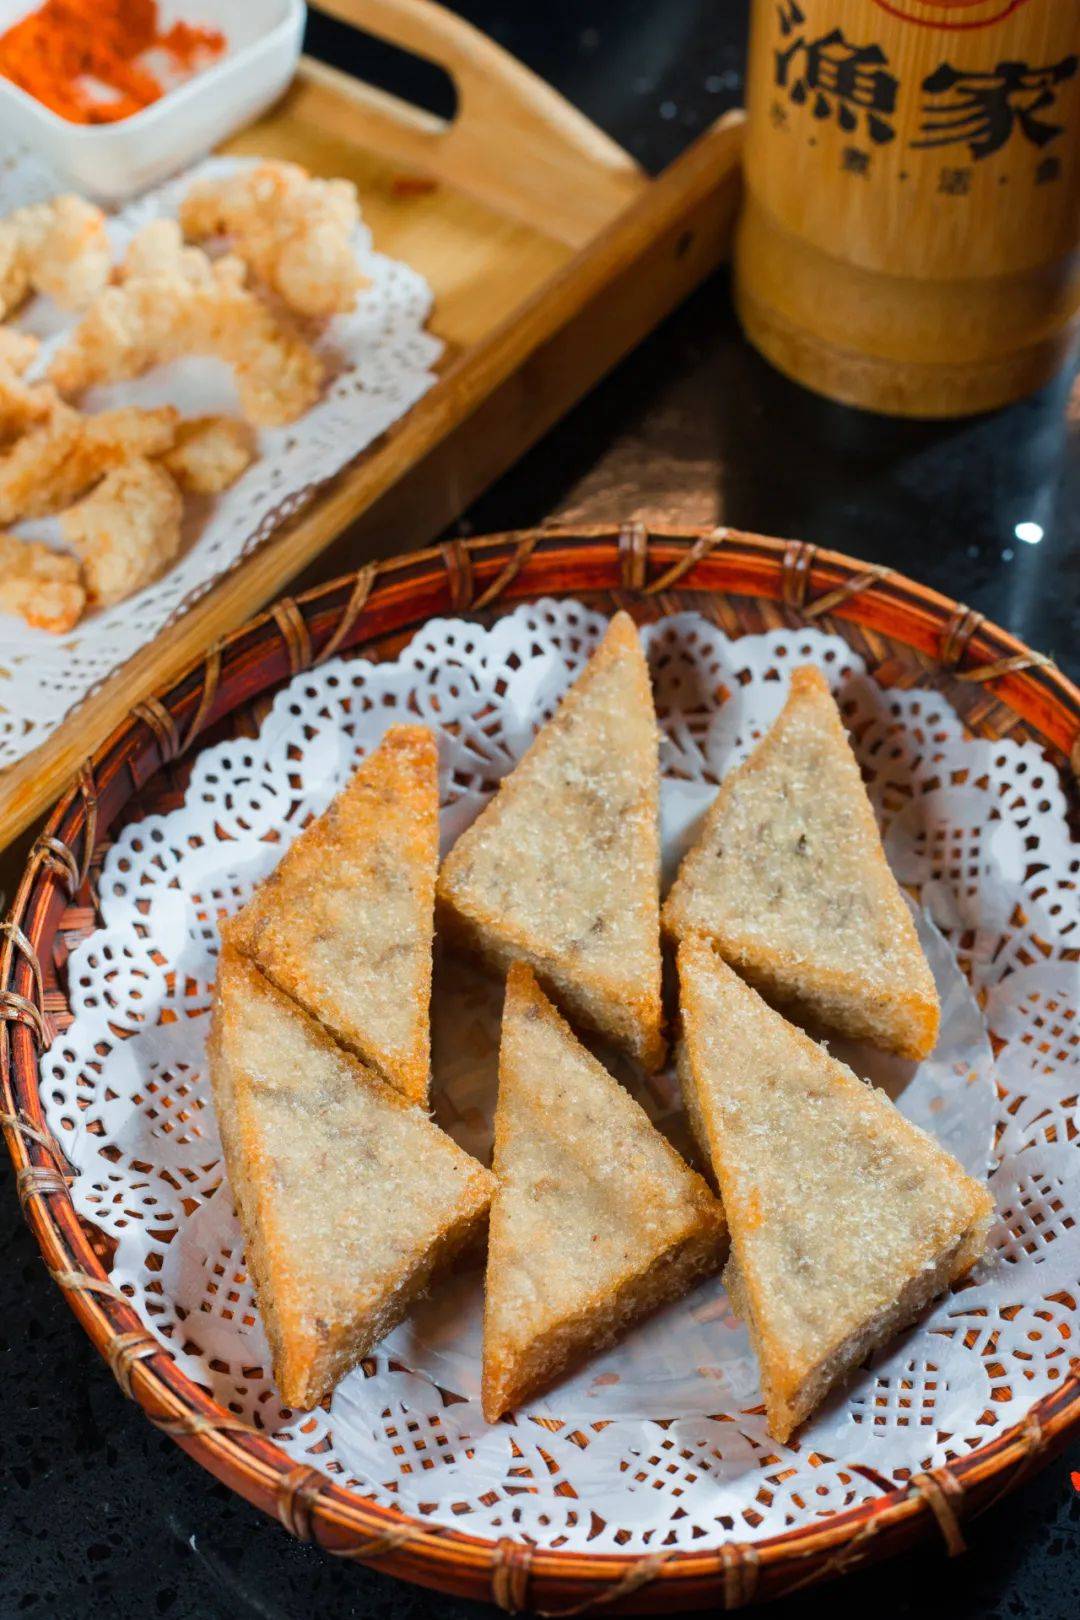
<box><xmin>180</xmin><ymin>161</ymin><xmax>366</xmax><ymax>318</ymax></box>
<box><xmin>0</xmin><ymin>402</ymin><xmax>179</xmax><ymax>523</ymax></box>
<box><xmin>118</xmin><ymin>218</ymin><xmax>223</xmax><ymax>285</ymax></box>
<box><xmin>0</xmin><ymin>534</ymin><xmax>86</xmax><ymax>633</ymax></box>
<box><xmin>49</xmin><ymin>225</ymin><xmax>324</xmax><ymax>426</ymax></box>
<box><xmin>0</xmin><ymin>196</ymin><xmax>111</xmax><ymax>320</ymax></box>
<box><xmin>0</xmin><ymin>328</ymin><xmax>40</xmax><ymax>373</ymax></box>
<box><xmin>61</xmin><ymin>458</ymin><xmax>183</xmax><ymax>606</ymax></box>
<box><xmin>160</xmin><ymin>414</ymin><xmax>253</xmax><ymax>493</ymax></box>
<box><xmin>0</xmin><ymin>360</ymin><xmax>55</xmax><ymax>447</ymax></box>
<box><xmin>0</xmin><ymin>326</ymin><xmax>51</xmax><ymax>445</ymax></box>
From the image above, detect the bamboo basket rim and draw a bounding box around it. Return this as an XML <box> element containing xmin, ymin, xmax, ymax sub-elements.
<box><xmin>2</xmin><ymin>523</ymin><xmax>1078</xmax><ymax>1613</ymax></box>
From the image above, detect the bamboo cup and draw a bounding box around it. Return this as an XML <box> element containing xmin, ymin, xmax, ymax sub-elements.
<box><xmin>734</xmin><ymin>0</ymin><xmax>1080</xmax><ymax>416</ymax></box>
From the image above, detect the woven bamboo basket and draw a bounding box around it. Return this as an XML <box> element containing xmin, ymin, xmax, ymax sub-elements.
<box><xmin>2</xmin><ymin>525</ymin><xmax>1078</xmax><ymax>1613</ymax></box>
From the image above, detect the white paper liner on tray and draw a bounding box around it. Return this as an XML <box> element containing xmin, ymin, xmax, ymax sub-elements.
<box><xmin>40</xmin><ymin>604</ymin><xmax>1080</xmax><ymax>1553</ymax></box>
<box><xmin>0</xmin><ymin>146</ymin><xmax>443</xmax><ymax>771</ymax></box>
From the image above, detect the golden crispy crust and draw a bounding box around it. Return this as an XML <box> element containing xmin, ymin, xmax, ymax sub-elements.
<box><xmin>0</xmin><ymin>195</ymin><xmax>110</xmax><ymax>320</ymax></box>
<box><xmin>0</xmin><ymin>534</ymin><xmax>85</xmax><ymax>633</ymax></box>
<box><xmin>664</xmin><ymin>664</ymin><xmax>940</xmax><ymax>1060</ymax></box>
<box><xmin>225</xmin><ymin>725</ymin><xmax>438</xmax><ymax>1105</ymax></box>
<box><xmin>0</xmin><ymin>354</ymin><xmax>53</xmax><ymax>447</ymax></box>
<box><xmin>438</xmin><ymin>613</ymin><xmax>665</xmax><ymax>1072</ymax></box>
<box><xmin>481</xmin><ymin>963</ymin><xmax>725</xmax><ymax>1421</ymax></box>
<box><xmin>0</xmin><ymin>329</ymin><xmax>39</xmax><ymax>373</ymax></box>
<box><xmin>677</xmin><ymin>937</ymin><xmax>993</xmax><ymax>1442</ymax></box>
<box><xmin>209</xmin><ymin>946</ymin><xmax>494</xmax><ymax>1409</ymax></box>
<box><xmin>60</xmin><ymin>456</ymin><xmax>183</xmax><ymax>607</ymax></box>
<box><xmin>0</xmin><ymin>402</ymin><xmax>179</xmax><ymax>523</ymax></box>
<box><xmin>180</xmin><ymin>161</ymin><xmax>366</xmax><ymax>319</ymax></box>
<box><xmin>48</xmin><ymin>238</ymin><xmax>323</xmax><ymax>427</ymax></box>
<box><xmin>160</xmin><ymin>414</ymin><xmax>253</xmax><ymax>493</ymax></box>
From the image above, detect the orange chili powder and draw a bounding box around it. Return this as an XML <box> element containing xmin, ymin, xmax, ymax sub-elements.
<box><xmin>0</xmin><ymin>0</ymin><xmax>225</xmax><ymax>124</ymax></box>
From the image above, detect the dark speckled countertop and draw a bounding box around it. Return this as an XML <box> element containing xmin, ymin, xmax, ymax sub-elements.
<box><xmin>1</xmin><ymin>4</ymin><xmax>1077</xmax><ymax>1617</ymax></box>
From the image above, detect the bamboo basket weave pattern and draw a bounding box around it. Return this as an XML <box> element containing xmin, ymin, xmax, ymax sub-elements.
<box><xmin>2</xmin><ymin>525</ymin><xmax>1078</xmax><ymax>1614</ymax></box>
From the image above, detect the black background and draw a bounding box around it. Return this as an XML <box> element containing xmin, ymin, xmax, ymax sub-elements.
<box><xmin>1</xmin><ymin>4</ymin><xmax>1077</xmax><ymax>1617</ymax></box>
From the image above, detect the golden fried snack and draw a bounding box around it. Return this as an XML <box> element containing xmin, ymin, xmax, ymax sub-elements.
<box><xmin>209</xmin><ymin>945</ymin><xmax>495</xmax><ymax>1410</ymax></box>
<box><xmin>180</xmin><ymin>161</ymin><xmax>366</xmax><ymax>318</ymax></box>
<box><xmin>664</xmin><ymin>666</ymin><xmax>940</xmax><ymax>1060</ymax></box>
<box><xmin>482</xmin><ymin>964</ymin><xmax>726</xmax><ymax>1421</ymax></box>
<box><xmin>60</xmin><ymin>457</ymin><xmax>183</xmax><ymax>606</ymax></box>
<box><xmin>677</xmin><ymin>938</ymin><xmax>992</xmax><ymax>1443</ymax></box>
<box><xmin>0</xmin><ymin>322</ymin><xmax>51</xmax><ymax>448</ymax></box>
<box><xmin>225</xmin><ymin>726</ymin><xmax>439</xmax><ymax>1106</ymax></box>
<box><xmin>160</xmin><ymin>414</ymin><xmax>253</xmax><ymax>494</ymax></box>
<box><xmin>437</xmin><ymin>613</ymin><xmax>666</xmax><ymax>1072</ymax></box>
<box><xmin>0</xmin><ymin>195</ymin><xmax>111</xmax><ymax>319</ymax></box>
<box><xmin>49</xmin><ymin>230</ymin><xmax>324</xmax><ymax>426</ymax></box>
<box><xmin>0</xmin><ymin>402</ymin><xmax>179</xmax><ymax>522</ymax></box>
<box><xmin>0</xmin><ymin>328</ymin><xmax>40</xmax><ymax>373</ymax></box>
<box><xmin>0</xmin><ymin>534</ymin><xmax>85</xmax><ymax>633</ymax></box>
<box><xmin>0</xmin><ymin>359</ymin><xmax>54</xmax><ymax>447</ymax></box>
<box><xmin>118</xmin><ymin>218</ymin><xmax>222</xmax><ymax>285</ymax></box>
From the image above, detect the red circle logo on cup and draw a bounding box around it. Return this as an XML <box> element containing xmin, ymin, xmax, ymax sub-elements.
<box><xmin>871</xmin><ymin>0</ymin><xmax>1033</xmax><ymax>27</ymax></box>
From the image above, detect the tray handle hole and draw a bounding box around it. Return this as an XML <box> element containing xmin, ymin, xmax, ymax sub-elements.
<box><xmin>306</xmin><ymin>9</ymin><xmax>458</xmax><ymax>122</ymax></box>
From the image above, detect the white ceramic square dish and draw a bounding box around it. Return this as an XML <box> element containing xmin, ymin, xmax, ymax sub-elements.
<box><xmin>0</xmin><ymin>0</ymin><xmax>305</xmax><ymax>203</ymax></box>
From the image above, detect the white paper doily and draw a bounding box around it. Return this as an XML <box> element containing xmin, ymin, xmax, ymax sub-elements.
<box><xmin>0</xmin><ymin>146</ymin><xmax>442</xmax><ymax>771</ymax></box>
<box><xmin>40</xmin><ymin>603</ymin><xmax>1080</xmax><ymax>1553</ymax></box>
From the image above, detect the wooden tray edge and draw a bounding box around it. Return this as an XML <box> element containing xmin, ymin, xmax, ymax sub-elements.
<box><xmin>0</xmin><ymin>110</ymin><xmax>744</xmax><ymax>849</ymax></box>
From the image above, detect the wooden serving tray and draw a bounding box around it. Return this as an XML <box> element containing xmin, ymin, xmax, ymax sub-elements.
<box><xmin>0</xmin><ymin>0</ymin><xmax>744</xmax><ymax>849</ymax></box>
<box><xmin>3</xmin><ymin>527</ymin><xmax>1077</xmax><ymax>1612</ymax></box>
